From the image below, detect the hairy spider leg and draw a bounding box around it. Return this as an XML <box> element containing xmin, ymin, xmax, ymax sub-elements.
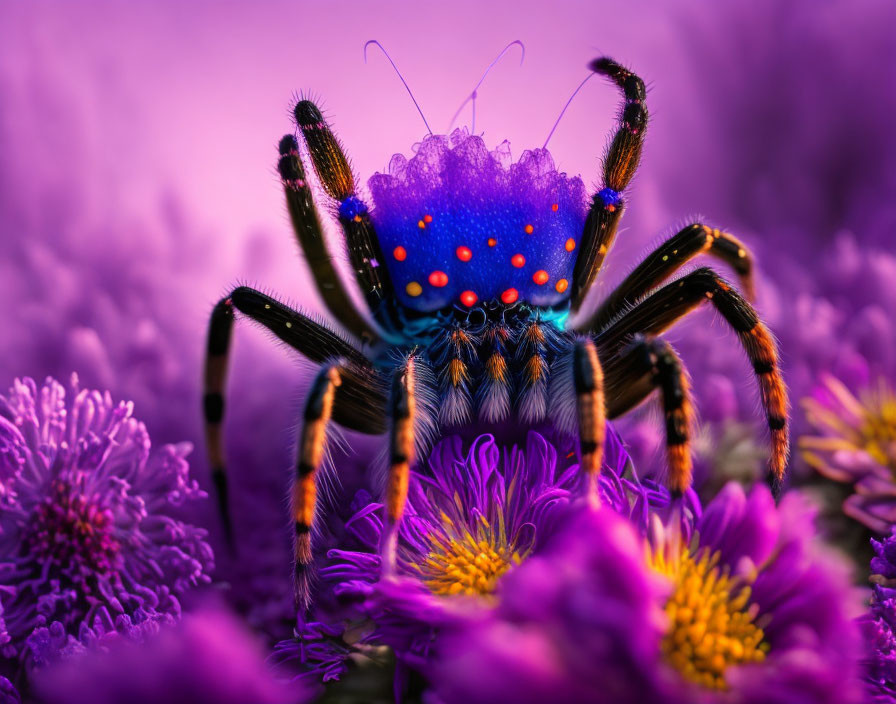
<box><xmin>293</xmin><ymin>364</ymin><xmax>341</xmax><ymax>611</ymax></box>
<box><xmin>204</xmin><ymin>298</ymin><xmax>235</xmax><ymax>548</ymax></box>
<box><xmin>595</xmin><ymin>268</ymin><xmax>789</xmax><ymax>494</ymax></box>
<box><xmin>584</xmin><ymin>224</ymin><xmax>756</xmax><ymax>333</ymax></box>
<box><xmin>433</xmin><ymin>324</ymin><xmax>478</xmax><ymax>428</ymax></box>
<box><xmin>380</xmin><ymin>355</ymin><xmax>419</xmax><ymax>576</ymax></box>
<box><xmin>202</xmin><ymin>287</ymin><xmax>386</xmax><ymax>549</ymax></box>
<box><xmin>516</xmin><ymin>316</ymin><xmax>563</xmax><ymax>423</ymax></box>
<box><xmin>571</xmin><ymin>57</ymin><xmax>648</xmax><ymax>312</ymax></box>
<box><xmin>573</xmin><ymin>339</ymin><xmax>606</xmax><ymax>506</ymax></box>
<box><xmin>476</xmin><ymin>317</ymin><xmax>513</xmax><ymax>423</ymax></box>
<box><xmin>293</xmin><ymin>101</ymin><xmax>401</xmax><ymax>334</ymax></box>
<box><xmin>603</xmin><ymin>335</ymin><xmax>695</xmax><ymax>495</ymax></box>
<box><xmin>277</xmin><ymin>134</ymin><xmax>380</xmax><ymax>343</ymax></box>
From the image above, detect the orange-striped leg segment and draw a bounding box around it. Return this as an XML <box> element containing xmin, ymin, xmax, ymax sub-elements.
<box><xmin>380</xmin><ymin>357</ymin><xmax>418</xmax><ymax>577</ymax></box>
<box><xmin>517</xmin><ymin>319</ymin><xmax>551</xmax><ymax>423</ymax></box>
<box><xmin>585</xmin><ymin>224</ymin><xmax>756</xmax><ymax>333</ymax></box>
<box><xmin>596</xmin><ymin>268</ymin><xmax>789</xmax><ymax>494</ymax></box>
<box><xmin>571</xmin><ymin>57</ymin><xmax>648</xmax><ymax>312</ymax></box>
<box><xmin>603</xmin><ymin>336</ymin><xmax>695</xmax><ymax>495</ymax></box>
<box><xmin>293</xmin><ymin>364</ymin><xmax>341</xmax><ymax>610</ymax></box>
<box><xmin>477</xmin><ymin>320</ymin><xmax>512</xmax><ymax>423</ymax></box>
<box><xmin>573</xmin><ymin>339</ymin><xmax>606</xmax><ymax>506</ymax></box>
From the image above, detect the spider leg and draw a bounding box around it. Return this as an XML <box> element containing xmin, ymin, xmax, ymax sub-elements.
<box><xmin>516</xmin><ymin>316</ymin><xmax>563</xmax><ymax>423</ymax></box>
<box><xmin>571</xmin><ymin>58</ymin><xmax>648</xmax><ymax>312</ymax></box>
<box><xmin>294</xmin><ymin>101</ymin><xmax>398</xmax><ymax>333</ymax></box>
<box><xmin>582</xmin><ymin>223</ymin><xmax>756</xmax><ymax>332</ymax></box>
<box><xmin>380</xmin><ymin>355</ymin><xmax>418</xmax><ymax>577</ymax></box>
<box><xmin>203</xmin><ymin>286</ymin><xmax>386</xmax><ymax>548</ymax></box>
<box><xmin>293</xmin><ymin>363</ymin><xmax>341</xmax><ymax>611</ymax></box>
<box><xmin>277</xmin><ymin>134</ymin><xmax>380</xmax><ymax>343</ymax></box>
<box><xmin>477</xmin><ymin>318</ymin><xmax>512</xmax><ymax>423</ymax></box>
<box><xmin>595</xmin><ymin>267</ymin><xmax>789</xmax><ymax>492</ymax></box>
<box><xmin>603</xmin><ymin>335</ymin><xmax>695</xmax><ymax>495</ymax></box>
<box><xmin>204</xmin><ymin>298</ymin><xmax>235</xmax><ymax>547</ymax></box>
<box><xmin>573</xmin><ymin>339</ymin><xmax>606</xmax><ymax>506</ymax></box>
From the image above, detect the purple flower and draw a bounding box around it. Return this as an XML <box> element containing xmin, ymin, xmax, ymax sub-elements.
<box><xmin>432</xmin><ymin>483</ymin><xmax>863</xmax><ymax>704</ymax></box>
<box><xmin>33</xmin><ymin>602</ymin><xmax>305</xmax><ymax>704</ymax></box>
<box><xmin>652</xmin><ymin>483</ymin><xmax>863</xmax><ymax>703</ymax></box>
<box><xmin>861</xmin><ymin>530</ymin><xmax>896</xmax><ymax>702</ymax></box>
<box><xmin>431</xmin><ymin>506</ymin><xmax>674</xmax><ymax>704</ymax></box>
<box><xmin>800</xmin><ymin>375</ymin><xmax>896</xmax><ymax>532</ymax></box>
<box><xmin>274</xmin><ymin>427</ymin><xmax>679</xmax><ymax>684</ymax></box>
<box><xmin>0</xmin><ymin>677</ymin><xmax>19</xmax><ymax>704</ymax></box>
<box><xmin>0</xmin><ymin>375</ymin><xmax>213</xmax><ymax>666</ymax></box>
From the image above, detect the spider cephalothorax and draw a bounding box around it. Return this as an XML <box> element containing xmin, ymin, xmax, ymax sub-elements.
<box><xmin>203</xmin><ymin>56</ymin><xmax>789</xmax><ymax>609</ymax></box>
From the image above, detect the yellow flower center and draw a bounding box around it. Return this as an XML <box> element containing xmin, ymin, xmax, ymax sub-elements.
<box><xmin>802</xmin><ymin>378</ymin><xmax>896</xmax><ymax>471</ymax></box>
<box><xmin>650</xmin><ymin>545</ymin><xmax>768</xmax><ymax>691</ymax></box>
<box><xmin>859</xmin><ymin>390</ymin><xmax>896</xmax><ymax>467</ymax></box>
<box><xmin>414</xmin><ymin>514</ymin><xmax>523</xmax><ymax>597</ymax></box>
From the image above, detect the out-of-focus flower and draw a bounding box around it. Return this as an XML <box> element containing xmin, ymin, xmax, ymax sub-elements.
<box><xmin>432</xmin><ymin>483</ymin><xmax>863</xmax><ymax>704</ymax></box>
<box><xmin>0</xmin><ymin>677</ymin><xmax>19</xmax><ymax>704</ymax></box>
<box><xmin>273</xmin><ymin>427</ymin><xmax>679</xmax><ymax>684</ymax></box>
<box><xmin>34</xmin><ymin>603</ymin><xmax>305</xmax><ymax>704</ymax></box>
<box><xmin>800</xmin><ymin>375</ymin><xmax>896</xmax><ymax>532</ymax></box>
<box><xmin>861</xmin><ymin>530</ymin><xmax>896</xmax><ymax>703</ymax></box>
<box><xmin>0</xmin><ymin>375</ymin><xmax>213</xmax><ymax>666</ymax></box>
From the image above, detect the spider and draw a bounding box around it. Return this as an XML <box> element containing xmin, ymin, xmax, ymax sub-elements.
<box><xmin>203</xmin><ymin>54</ymin><xmax>789</xmax><ymax>608</ymax></box>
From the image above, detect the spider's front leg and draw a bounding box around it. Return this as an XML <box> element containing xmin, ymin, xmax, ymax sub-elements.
<box><xmin>203</xmin><ymin>286</ymin><xmax>386</xmax><ymax>548</ymax></box>
<box><xmin>277</xmin><ymin>134</ymin><xmax>379</xmax><ymax>343</ymax></box>
<box><xmin>596</xmin><ymin>267</ymin><xmax>789</xmax><ymax>493</ymax></box>
<box><xmin>571</xmin><ymin>58</ymin><xmax>648</xmax><ymax>312</ymax></box>
<box><xmin>603</xmin><ymin>335</ymin><xmax>695</xmax><ymax>495</ymax></box>
<box><xmin>380</xmin><ymin>352</ymin><xmax>437</xmax><ymax>576</ymax></box>
<box><xmin>548</xmin><ymin>339</ymin><xmax>612</xmax><ymax>503</ymax></box>
<box><xmin>293</xmin><ymin>363</ymin><xmax>342</xmax><ymax>611</ymax></box>
<box><xmin>293</xmin><ymin>101</ymin><xmax>400</xmax><ymax>333</ymax></box>
<box><xmin>573</xmin><ymin>339</ymin><xmax>607</xmax><ymax>506</ymax></box>
<box><xmin>583</xmin><ymin>223</ymin><xmax>756</xmax><ymax>333</ymax></box>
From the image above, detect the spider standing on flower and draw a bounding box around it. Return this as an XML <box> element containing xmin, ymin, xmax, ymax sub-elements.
<box><xmin>202</xmin><ymin>43</ymin><xmax>790</xmax><ymax>609</ymax></box>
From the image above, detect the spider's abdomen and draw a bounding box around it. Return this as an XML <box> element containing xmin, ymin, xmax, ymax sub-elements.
<box><xmin>368</xmin><ymin>130</ymin><xmax>588</xmax><ymax>312</ymax></box>
<box><xmin>418</xmin><ymin>305</ymin><xmax>573</xmax><ymax>428</ymax></box>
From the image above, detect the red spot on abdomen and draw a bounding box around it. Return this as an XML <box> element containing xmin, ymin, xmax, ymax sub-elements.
<box><xmin>532</xmin><ymin>270</ymin><xmax>549</xmax><ymax>285</ymax></box>
<box><xmin>428</xmin><ymin>270</ymin><xmax>449</xmax><ymax>287</ymax></box>
<box><xmin>501</xmin><ymin>288</ymin><xmax>519</xmax><ymax>305</ymax></box>
<box><xmin>460</xmin><ymin>290</ymin><xmax>478</xmax><ymax>307</ymax></box>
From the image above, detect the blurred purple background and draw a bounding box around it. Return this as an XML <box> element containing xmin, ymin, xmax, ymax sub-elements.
<box><xmin>2</xmin><ymin>0</ymin><xmax>895</xmax><ymax>637</ymax></box>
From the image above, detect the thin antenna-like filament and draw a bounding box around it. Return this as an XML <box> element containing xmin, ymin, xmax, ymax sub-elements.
<box><xmin>364</xmin><ymin>40</ymin><xmax>433</xmax><ymax>135</ymax></box>
<box><xmin>448</xmin><ymin>40</ymin><xmax>525</xmax><ymax>134</ymax></box>
<box><xmin>543</xmin><ymin>72</ymin><xmax>597</xmax><ymax>149</ymax></box>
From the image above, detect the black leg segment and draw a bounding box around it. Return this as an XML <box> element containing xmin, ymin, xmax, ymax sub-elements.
<box><xmin>277</xmin><ymin>134</ymin><xmax>379</xmax><ymax>343</ymax></box>
<box><xmin>571</xmin><ymin>58</ymin><xmax>648</xmax><ymax>312</ymax></box>
<box><xmin>584</xmin><ymin>224</ymin><xmax>755</xmax><ymax>332</ymax></box>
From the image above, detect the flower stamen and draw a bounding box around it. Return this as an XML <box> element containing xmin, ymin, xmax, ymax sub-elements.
<box><xmin>651</xmin><ymin>545</ymin><xmax>768</xmax><ymax>691</ymax></box>
<box><xmin>415</xmin><ymin>518</ymin><xmax>522</xmax><ymax>597</ymax></box>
